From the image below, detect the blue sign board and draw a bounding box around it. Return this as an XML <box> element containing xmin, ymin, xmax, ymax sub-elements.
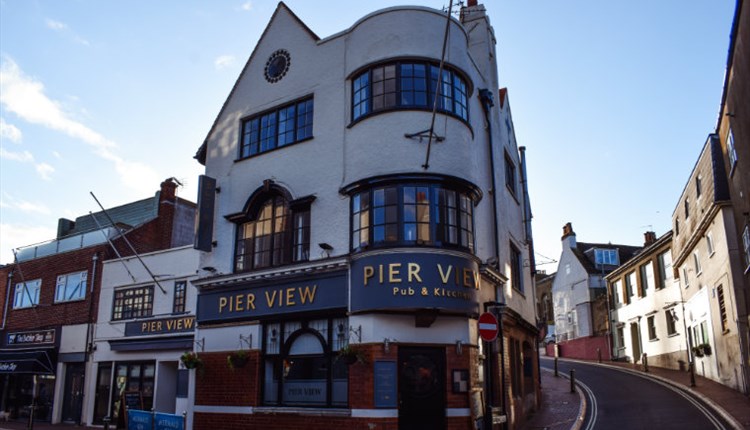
<box><xmin>155</xmin><ymin>412</ymin><xmax>184</xmax><ymax>430</ymax></box>
<box><xmin>351</xmin><ymin>252</ymin><xmax>480</xmax><ymax>314</ymax></box>
<box><xmin>197</xmin><ymin>272</ymin><xmax>348</xmax><ymax>323</ymax></box>
<box><xmin>127</xmin><ymin>410</ymin><xmax>152</xmax><ymax>430</ymax></box>
<box><xmin>374</xmin><ymin>361</ymin><xmax>397</xmax><ymax>408</ymax></box>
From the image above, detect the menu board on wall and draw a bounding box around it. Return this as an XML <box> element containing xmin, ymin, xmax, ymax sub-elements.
<box><xmin>374</xmin><ymin>361</ymin><xmax>397</xmax><ymax>408</ymax></box>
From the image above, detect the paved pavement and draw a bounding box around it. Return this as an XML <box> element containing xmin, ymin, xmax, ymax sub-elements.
<box><xmin>524</xmin><ymin>356</ymin><xmax>750</xmax><ymax>430</ymax></box>
<box><xmin>523</xmin><ymin>366</ymin><xmax>585</xmax><ymax>430</ymax></box>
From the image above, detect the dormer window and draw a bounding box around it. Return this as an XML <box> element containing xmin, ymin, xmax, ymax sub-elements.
<box><xmin>594</xmin><ymin>248</ymin><xmax>618</xmax><ymax>266</ymax></box>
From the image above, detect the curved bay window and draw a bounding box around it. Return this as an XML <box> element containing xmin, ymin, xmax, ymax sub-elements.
<box><xmin>230</xmin><ymin>186</ymin><xmax>312</xmax><ymax>273</ymax></box>
<box><xmin>347</xmin><ymin>176</ymin><xmax>479</xmax><ymax>253</ymax></box>
<box><xmin>351</xmin><ymin>60</ymin><xmax>470</xmax><ymax>123</ymax></box>
<box><xmin>263</xmin><ymin>318</ymin><xmax>349</xmax><ymax>407</ymax></box>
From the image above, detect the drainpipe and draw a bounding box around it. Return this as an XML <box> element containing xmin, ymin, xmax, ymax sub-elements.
<box><xmin>479</xmin><ymin>89</ymin><xmax>507</xmax><ymax>429</ymax></box>
<box><xmin>1</xmin><ymin>270</ymin><xmax>14</xmax><ymax>330</ymax></box>
<box><xmin>478</xmin><ymin>89</ymin><xmax>500</xmax><ymax>265</ymax></box>
<box><xmin>81</xmin><ymin>253</ymin><xmax>99</xmax><ymax>425</ymax></box>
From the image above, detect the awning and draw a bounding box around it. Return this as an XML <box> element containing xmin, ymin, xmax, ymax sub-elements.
<box><xmin>0</xmin><ymin>349</ymin><xmax>56</xmax><ymax>374</ymax></box>
<box><xmin>109</xmin><ymin>335</ymin><xmax>194</xmax><ymax>352</ymax></box>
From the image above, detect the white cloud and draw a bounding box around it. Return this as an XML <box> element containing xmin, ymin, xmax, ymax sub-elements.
<box><xmin>241</xmin><ymin>1</ymin><xmax>253</xmax><ymax>11</ymax></box>
<box><xmin>0</xmin><ymin>117</ymin><xmax>22</xmax><ymax>143</ymax></box>
<box><xmin>0</xmin><ymin>147</ymin><xmax>33</xmax><ymax>162</ymax></box>
<box><xmin>73</xmin><ymin>36</ymin><xmax>91</xmax><ymax>46</ymax></box>
<box><xmin>45</xmin><ymin>18</ymin><xmax>67</xmax><ymax>31</ymax></box>
<box><xmin>52</xmin><ymin>150</ymin><xmax>62</xmax><ymax>159</ymax></box>
<box><xmin>0</xmin><ymin>193</ymin><xmax>51</xmax><ymax>215</ymax></box>
<box><xmin>214</xmin><ymin>55</ymin><xmax>236</xmax><ymax>70</ymax></box>
<box><xmin>0</xmin><ymin>56</ymin><xmax>158</xmax><ymax>194</ymax></box>
<box><xmin>35</xmin><ymin>162</ymin><xmax>55</xmax><ymax>180</ymax></box>
<box><xmin>0</xmin><ymin>223</ymin><xmax>56</xmax><ymax>265</ymax></box>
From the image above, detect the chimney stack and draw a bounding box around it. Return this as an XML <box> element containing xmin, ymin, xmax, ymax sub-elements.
<box><xmin>467</xmin><ymin>0</ymin><xmax>478</xmax><ymax>6</ymax></box>
<box><xmin>561</xmin><ymin>222</ymin><xmax>576</xmax><ymax>248</ymax></box>
<box><xmin>644</xmin><ymin>231</ymin><xmax>657</xmax><ymax>246</ymax></box>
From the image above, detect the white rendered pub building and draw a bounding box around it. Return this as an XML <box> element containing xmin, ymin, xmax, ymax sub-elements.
<box><xmin>190</xmin><ymin>2</ymin><xmax>539</xmax><ymax>429</ymax></box>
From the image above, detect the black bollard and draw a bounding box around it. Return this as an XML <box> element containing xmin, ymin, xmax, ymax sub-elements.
<box><xmin>554</xmin><ymin>356</ymin><xmax>559</xmax><ymax>377</ymax></box>
<box><xmin>103</xmin><ymin>416</ymin><xmax>110</xmax><ymax>430</ymax></box>
<box><xmin>570</xmin><ymin>369</ymin><xmax>576</xmax><ymax>393</ymax></box>
<box><xmin>643</xmin><ymin>353</ymin><xmax>649</xmax><ymax>372</ymax></box>
<box><xmin>597</xmin><ymin>348</ymin><xmax>602</xmax><ymax>363</ymax></box>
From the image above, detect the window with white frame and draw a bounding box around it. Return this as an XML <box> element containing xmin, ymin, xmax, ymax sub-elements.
<box><xmin>639</xmin><ymin>262</ymin><xmax>654</xmax><ymax>297</ymax></box>
<box><xmin>625</xmin><ymin>271</ymin><xmax>636</xmax><ymax>302</ymax></box>
<box><xmin>657</xmin><ymin>250</ymin><xmax>672</xmax><ymax>290</ymax></box>
<box><xmin>706</xmin><ymin>232</ymin><xmax>715</xmax><ymax>256</ymax></box>
<box><xmin>682</xmin><ymin>267</ymin><xmax>690</xmax><ymax>288</ymax></box>
<box><xmin>693</xmin><ymin>251</ymin><xmax>702</xmax><ymax>275</ymax></box>
<box><xmin>594</xmin><ymin>248</ymin><xmax>619</xmax><ymax>266</ymax></box>
<box><xmin>13</xmin><ymin>279</ymin><xmax>41</xmax><ymax>309</ymax></box>
<box><xmin>612</xmin><ymin>280</ymin><xmax>622</xmax><ymax>307</ymax></box>
<box><xmin>666</xmin><ymin>309</ymin><xmax>677</xmax><ymax>336</ymax></box>
<box><xmin>112</xmin><ymin>286</ymin><xmax>154</xmax><ymax>321</ymax></box>
<box><xmin>647</xmin><ymin>315</ymin><xmax>657</xmax><ymax>340</ymax></box>
<box><xmin>55</xmin><ymin>271</ymin><xmax>87</xmax><ymax>303</ymax></box>
<box><xmin>173</xmin><ymin>281</ymin><xmax>187</xmax><ymax>314</ymax></box>
<box><xmin>727</xmin><ymin>128</ymin><xmax>737</xmax><ymax>170</ymax></box>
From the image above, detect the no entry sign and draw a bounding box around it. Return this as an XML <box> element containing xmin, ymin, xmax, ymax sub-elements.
<box><xmin>478</xmin><ymin>312</ymin><xmax>499</xmax><ymax>342</ymax></box>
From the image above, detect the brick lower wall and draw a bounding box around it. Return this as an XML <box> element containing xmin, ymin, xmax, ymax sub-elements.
<box><xmin>193</xmin><ymin>414</ymin><xmax>471</xmax><ymax>430</ymax></box>
<box><xmin>194</xmin><ymin>351</ymin><xmax>258</xmax><ymax>406</ymax></box>
<box><xmin>556</xmin><ymin>336</ymin><xmax>611</xmax><ymax>361</ymax></box>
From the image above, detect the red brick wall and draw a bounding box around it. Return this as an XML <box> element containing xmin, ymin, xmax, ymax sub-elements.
<box><xmin>193</xmin><ymin>414</ymin><xmax>472</xmax><ymax>430</ymax></box>
<box><xmin>557</xmin><ymin>335</ymin><xmax>610</xmax><ymax>361</ymax></box>
<box><xmin>5</xmin><ymin>244</ymin><xmax>110</xmax><ymax>331</ymax></box>
<box><xmin>194</xmin><ymin>351</ymin><xmax>258</xmax><ymax>406</ymax></box>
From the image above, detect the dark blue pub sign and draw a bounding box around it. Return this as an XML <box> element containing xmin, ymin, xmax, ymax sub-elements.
<box><xmin>197</xmin><ymin>272</ymin><xmax>348</xmax><ymax>324</ymax></box>
<box><xmin>351</xmin><ymin>252</ymin><xmax>480</xmax><ymax>315</ymax></box>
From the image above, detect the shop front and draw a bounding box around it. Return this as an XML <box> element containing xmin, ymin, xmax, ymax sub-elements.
<box><xmin>90</xmin><ymin>315</ymin><xmax>195</xmax><ymax>425</ymax></box>
<box><xmin>0</xmin><ymin>328</ymin><xmax>58</xmax><ymax>422</ymax></box>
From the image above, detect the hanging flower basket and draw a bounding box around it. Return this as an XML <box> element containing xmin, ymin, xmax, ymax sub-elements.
<box><xmin>691</xmin><ymin>346</ymin><xmax>705</xmax><ymax>358</ymax></box>
<box><xmin>699</xmin><ymin>343</ymin><xmax>712</xmax><ymax>356</ymax></box>
<box><xmin>336</xmin><ymin>345</ymin><xmax>366</xmax><ymax>365</ymax></box>
<box><xmin>180</xmin><ymin>351</ymin><xmax>203</xmax><ymax>369</ymax></box>
<box><xmin>227</xmin><ymin>350</ymin><xmax>249</xmax><ymax>370</ymax></box>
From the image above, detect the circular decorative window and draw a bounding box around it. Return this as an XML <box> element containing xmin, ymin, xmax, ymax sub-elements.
<box><xmin>264</xmin><ymin>49</ymin><xmax>291</xmax><ymax>83</ymax></box>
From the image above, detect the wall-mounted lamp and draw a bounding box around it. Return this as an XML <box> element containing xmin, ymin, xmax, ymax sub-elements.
<box><xmin>319</xmin><ymin>243</ymin><xmax>333</xmax><ymax>258</ymax></box>
<box><xmin>194</xmin><ymin>337</ymin><xmax>205</xmax><ymax>352</ymax></box>
<box><xmin>455</xmin><ymin>340</ymin><xmax>463</xmax><ymax>356</ymax></box>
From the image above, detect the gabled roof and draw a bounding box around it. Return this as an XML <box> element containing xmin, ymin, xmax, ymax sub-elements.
<box><xmin>195</xmin><ymin>2</ymin><xmax>319</xmax><ymax>166</ymax></box>
<box><xmin>572</xmin><ymin>241</ymin><xmax>642</xmax><ymax>275</ymax></box>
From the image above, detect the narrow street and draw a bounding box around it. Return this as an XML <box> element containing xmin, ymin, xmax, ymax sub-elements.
<box><xmin>542</xmin><ymin>358</ymin><xmax>735</xmax><ymax>430</ymax></box>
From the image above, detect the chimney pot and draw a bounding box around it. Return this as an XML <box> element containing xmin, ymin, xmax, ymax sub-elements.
<box><xmin>644</xmin><ymin>231</ymin><xmax>657</xmax><ymax>246</ymax></box>
<box><xmin>467</xmin><ymin>0</ymin><xmax>478</xmax><ymax>6</ymax></box>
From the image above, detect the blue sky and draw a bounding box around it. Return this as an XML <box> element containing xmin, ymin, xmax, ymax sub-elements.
<box><xmin>0</xmin><ymin>1</ymin><xmax>736</xmax><ymax>268</ymax></box>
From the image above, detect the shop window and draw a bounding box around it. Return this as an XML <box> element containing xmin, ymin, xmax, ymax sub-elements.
<box><xmin>351</xmin><ymin>60</ymin><xmax>470</xmax><ymax>123</ymax></box>
<box><xmin>263</xmin><ymin>318</ymin><xmax>348</xmax><ymax>407</ymax></box>
<box><xmin>350</xmin><ymin>181</ymin><xmax>476</xmax><ymax>252</ymax></box>
<box><xmin>112</xmin><ymin>286</ymin><xmax>154</xmax><ymax>321</ymax></box>
<box><xmin>13</xmin><ymin>279</ymin><xmax>41</xmax><ymax>309</ymax></box>
<box><xmin>55</xmin><ymin>271</ymin><xmax>87</xmax><ymax>303</ymax></box>
<box><xmin>234</xmin><ymin>192</ymin><xmax>311</xmax><ymax>273</ymax></box>
<box><xmin>110</xmin><ymin>362</ymin><xmax>155</xmax><ymax>423</ymax></box>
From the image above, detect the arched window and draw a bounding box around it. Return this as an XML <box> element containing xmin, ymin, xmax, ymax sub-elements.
<box><xmin>263</xmin><ymin>319</ymin><xmax>349</xmax><ymax>407</ymax></box>
<box><xmin>230</xmin><ymin>186</ymin><xmax>312</xmax><ymax>273</ymax></box>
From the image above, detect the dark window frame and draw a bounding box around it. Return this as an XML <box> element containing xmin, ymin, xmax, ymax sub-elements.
<box><xmin>112</xmin><ymin>286</ymin><xmax>154</xmax><ymax>321</ymax></box>
<box><xmin>504</xmin><ymin>151</ymin><xmax>517</xmax><ymax>198</ymax></box>
<box><xmin>261</xmin><ymin>318</ymin><xmax>349</xmax><ymax>408</ymax></box>
<box><xmin>349</xmin><ymin>182</ymin><xmax>477</xmax><ymax>253</ymax></box>
<box><xmin>350</xmin><ymin>59</ymin><xmax>471</xmax><ymax>125</ymax></box>
<box><xmin>173</xmin><ymin>280</ymin><xmax>187</xmax><ymax>314</ymax></box>
<box><xmin>231</xmin><ymin>191</ymin><xmax>313</xmax><ymax>274</ymax></box>
<box><xmin>238</xmin><ymin>96</ymin><xmax>314</xmax><ymax>160</ymax></box>
<box><xmin>510</xmin><ymin>242</ymin><xmax>524</xmax><ymax>294</ymax></box>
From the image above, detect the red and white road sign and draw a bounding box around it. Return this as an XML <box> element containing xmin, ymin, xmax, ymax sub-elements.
<box><xmin>478</xmin><ymin>312</ymin><xmax>499</xmax><ymax>342</ymax></box>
